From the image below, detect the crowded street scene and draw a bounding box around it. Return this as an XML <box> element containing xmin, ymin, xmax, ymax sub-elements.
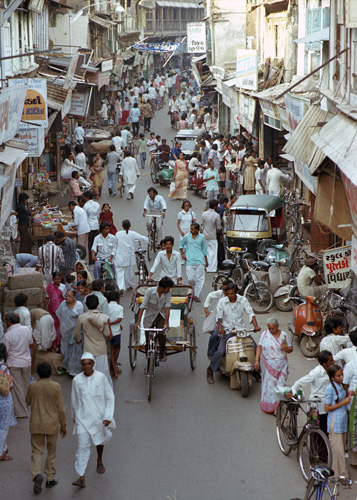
<box><xmin>1</xmin><ymin>0</ymin><xmax>357</xmax><ymax>499</ymax></box>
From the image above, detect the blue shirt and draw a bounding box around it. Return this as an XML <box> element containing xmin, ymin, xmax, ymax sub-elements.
<box><xmin>179</xmin><ymin>233</ymin><xmax>207</xmax><ymax>266</ymax></box>
<box><xmin>170</xmin><ymin>146</ymin><xmax>181</xmax><ymax>161</ymax></box>
<box><xmin>203</xmin><ymin>168</ymin><xmax>219</xmax><ymax>191</ymax></box>
<box><xmin>216</xmin><ymin>205</ymin><xmax>225</xmax><ymax>219</ymax></box>
<box><xmin>325</xmin><ymin>382</ymin><xmax>348</xmax><ymax>433</ymax></box>
<box><xmin>129</xmin><ymin>107</ymin><xmax>141</xmax><ymax>123</ymax></box>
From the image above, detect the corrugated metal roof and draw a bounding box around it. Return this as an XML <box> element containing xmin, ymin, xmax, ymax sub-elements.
<box><xmin>284</xmin><ymin>105</ymin><xmax>332</xmax><ymax>174</ymax></box>
<box><xmin>47</xmin><ymin>82</ymin><xmax>69</xmax><ymax>111</ymax></box>
<box><xmin>311</xmin><ymin>113</ymin><xmax>357</xmax><ymax>185</ymax></box>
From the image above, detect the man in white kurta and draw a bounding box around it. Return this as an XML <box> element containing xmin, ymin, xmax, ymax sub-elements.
<box><xmin>71</xmin><ymin>353</ymin><xmax>115</xmax><ymax>488</ymax></box>
<box><xmin>121</xmin><ymin>151</ymin><xmax>140</xmax><ymax>200</ymax></box>
<box><xmin>114</xmin><ymin>220</ymin><xmax>149</xmax><ymax>292</ymax></box>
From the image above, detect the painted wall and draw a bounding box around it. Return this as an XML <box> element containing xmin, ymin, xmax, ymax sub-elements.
<box><xmin>49</xmin><ymin>13</ymin><xmax>89</xmax><ymax>50</ymax></box>
<box><xmin>211</xmin><ymin>0</ymin><xmax>246</xmax><ymax>65</ymax></box>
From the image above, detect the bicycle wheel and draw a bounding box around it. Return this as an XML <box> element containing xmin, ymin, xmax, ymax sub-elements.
<box><xmin>147</xmin><ymin>351</ymin><xmax>155</xmax><ymax>402</ymax></box>
<box><xmin>129</xmin><ymin>328</ymin><xmax>137</xmax><ymax>369</ymax></box>
<box><xmin>212</xmin><ymin>274</ymin><xmax>233</xmax><ymax>291</ymax></box>
<box><xmin>298</xmin><ymin>428</ymin><xmax>332</xmax><ymax>482</ymax></box>
<box><xmin>232</xmin><ymin>266</ymin><xmax>244</xmax><ymax>288</ymax></box>
<box><xmin>276</xmin><ymin>401</ymin><xmax>295</xmax><ymax>455</ymax></box>
<box><xmin>187</xmin><ymin>323</ymin><xmax>196</xmax><ymax>370</ymax></box>
<box><xmin>290</xmin><ymin>258</ymin><xmax>304</xmax><ymax>278</ymax></box>
<box><xmin>304</xmin><ymin>477</ymin><xmax>319</xmax><ymax>500</ymax></box>
<box><xmin>147</xmin><ymin>240</ymin><xmax>152</xmax><ymax>261</ymax></box>
<box><xmin>152</xmin><ymin>225</ymin><xmax>157</xmax><ymax>255</ymax></box>
<box><xmin>243</xmin><ymin>282</ymin><xmax>274</xmax><ymax>313</ymax></box>
<box><xmin>150</xmin><ymin>165</ymin><xmax>158</xmax><ymax>183</ymax></box>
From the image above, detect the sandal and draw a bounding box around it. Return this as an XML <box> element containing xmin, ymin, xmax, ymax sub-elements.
<box><xmin>97</xmin><ymin>463</ymin><xmax>105</xmax><ymax>474</ymax></box>
<box><xmin>0</xmin><ymin>454</ymin><xmax>13</xmax><ymax>461</ymax></box>
<box><xmin>72</xmin><ymin>478</ymin><xmax>86</xmax><ymax>488</ymax></box>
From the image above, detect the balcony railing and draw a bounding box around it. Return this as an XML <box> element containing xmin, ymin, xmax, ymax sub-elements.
<box><xmin>145</xmin><ymin>18</ymin><xmax>194</xmax><ymax>33</ymax></box>
<box><xmin>124</xmin><ymin>14</ymin><xmax>138</xmax><ymax>31</ymax></box>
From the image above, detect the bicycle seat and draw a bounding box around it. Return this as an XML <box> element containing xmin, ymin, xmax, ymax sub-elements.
<box><xmin>252</xmin><ymin>261</ymin><xmax>269</xmax><ymax>270</ymax></box>
<box><xmin>135</xmin><ymin>249</ymin><xmax>146</xmax><ymax>255</ymax></box>
<box><xmin>222</xmin><ymin>259</ymin><xmax>235</xmax><ymax>270</ymax></box>
<box><xmin>311</xmin><ymin>466</ymin><xmax>334</xmax><ymax>479</ymax></box>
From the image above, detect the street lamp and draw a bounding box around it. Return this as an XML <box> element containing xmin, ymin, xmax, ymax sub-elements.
<box><xmin>68</xmin><ymin>1</ymin><xmax>125</xmax><ymax>53</ymax></box>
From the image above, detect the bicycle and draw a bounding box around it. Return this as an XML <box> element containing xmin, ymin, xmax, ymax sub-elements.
<box><xmin>284</xmin><ymin>189</ymin><xmax>311</xmax><ymax>240</ymax></box>
<box><xmin>150</xmin><ymin>152</ymin><xmax>165</xmax><ymax>184</ymax></box>
<box><xmin>144</xmin><ymin>327</ymin><xmax>166</xmax><ymax>401</ymax></box>
<box><xmin>145</xmin><ymin>214</ymin><xmax>162</xmax><ymax>261</ymax></box>
<box><xmin>126</xmin><ymin>139</ymin><xmax>136</xmax><ymax>156</ymax></box>
<box><xmin>135</xmin><ymin>245</ymin><xmax>149</xmax><ymax>284</ymax></box>
<box><xmin>304</xmin><ymin>466</ymin><xmax>352</xmax><ymax>499</ymax></box>
<box><xmin>289</xmin><ymin>238</ymin><xmax>310</xmax><ymax>278</ymax></box>
<box><xmin>276</xmin><ymin>397</ymin><xmax>332</xmax><ymax>481</ymax></box>
<box><xmin>99</xmin><ymin>260</ymin><xmax>119</xmax><ymax>294</ymax></box>
<box><xmin>212</xmin><ymin>247</ymin><xmax>253</xmax><ymax>291</ymax></box>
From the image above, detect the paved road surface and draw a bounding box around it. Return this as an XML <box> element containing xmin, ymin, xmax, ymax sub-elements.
<box><xmin>2</xmin><ymin>103</ymin><xmax>357</xmax><ymax>500</ymax></box>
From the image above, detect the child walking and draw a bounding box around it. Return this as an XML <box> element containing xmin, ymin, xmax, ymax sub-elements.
<box><xmin>218</xmin><ymin>165</ymin><xmax>226</xmax><ymax>195</ymax></box>
<box><xmin>107</xmin><ymin>290</ymin><xmax>124</xmax><ymax>378</ymax></box>
<box><xmin>99</xmin><ymin>203</ymin><xmax>117</xmax><ymax>235</ymax></box>
<box><xmin>325</xmin><ymin>364</ymin><xmax>350</xmax><ymax>477</ymax></box>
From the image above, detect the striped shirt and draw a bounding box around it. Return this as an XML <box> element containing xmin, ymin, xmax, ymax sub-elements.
<box><xmin>37</xmin><ymin>242</ymin><xmax>65</xmax><ymax>275</ymax></box>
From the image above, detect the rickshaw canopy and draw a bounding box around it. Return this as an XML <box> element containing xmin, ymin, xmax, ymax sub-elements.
<box><xmin>230</xmin><ymin>195</ymin><xmax>284</xmax><ymax>214</ymax></box>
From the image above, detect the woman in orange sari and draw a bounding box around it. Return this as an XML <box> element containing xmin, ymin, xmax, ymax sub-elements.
<box><xmin>169</xmin><ymin>152</ymin><xmax>189</xmax><ymax>200</ymax></box>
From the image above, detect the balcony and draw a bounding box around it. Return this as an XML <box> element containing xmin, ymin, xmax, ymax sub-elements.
<box><xmin>145</xmin><ymin>18</ymin><xmax>193</xmax><ymax>35</ymax></box>
<box><xmin>124</xmin><ymin>14</ymin><xmax>138</xmax><ymax>31</ymax></box>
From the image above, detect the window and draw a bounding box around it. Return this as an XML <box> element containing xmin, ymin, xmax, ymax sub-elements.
<box><xmin>232</xmin><ymin>210</ymin><xmax>270</xmax><ymax>232</ymax></box>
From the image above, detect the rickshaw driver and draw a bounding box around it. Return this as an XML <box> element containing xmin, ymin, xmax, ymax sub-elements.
<box><xmin>134</xmin><ymin>277</ymin><xmax>175</xmax><ymax>363</ymax></box>
<box><xmin>143</xmin><ymin>187</ymin><xmax>167</xmax><ymax>247</ymax></box>
<box><xmin>206</xmin><ymin>283</ymin><xmax>261</xmax><ymax>384</ymax></box>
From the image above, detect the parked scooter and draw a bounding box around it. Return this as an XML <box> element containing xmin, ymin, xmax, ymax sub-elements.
<box><xmin>287</xmin><ymin>294</ymin><xmax>324</xmax><ymax>358</ymax></box>
<box><xmin>251</xmin><ymin>256</ymin><xmax>294</xmax><ymax>312</ymax></box>
<box><xmin>218</xmin><ymin>328</ymin><xmax>256</xmax><ymax>397</ymax></box>
<box><xmin>189</xmin><ymin>165</ymin><xmax>207</xmax><ymax>198</ymax></box>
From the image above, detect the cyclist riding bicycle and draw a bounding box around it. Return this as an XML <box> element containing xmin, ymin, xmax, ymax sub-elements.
<box><xmin>143</xmin><ymin>187</ymin><xmax>167</xmax><ymax>247</ymax></box>
<box><xmin>134</xmin><ymin>276</ymin><xmax>174</xmax><ymax>362</ymax></box>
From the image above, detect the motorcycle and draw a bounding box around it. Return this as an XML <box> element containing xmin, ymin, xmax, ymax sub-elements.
<box><xmin>188</xmin><ymin>165</ymin><xmax>207</xmax><ymax>198</ymax></box>
<box><xmin>218</xmin><ymin>328</ymin><xmax>256</xmax><ymax>398</ymax></box>
<box><xmin>251</xmin><ymin>256</ymin><xmax>294</xmax><ymax>312</ymax></box>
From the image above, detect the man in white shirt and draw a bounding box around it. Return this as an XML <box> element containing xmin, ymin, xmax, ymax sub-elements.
<box><xmin>91</xmin><ymin>222</ymin><xmax>117</xmax><ymax>280</ymax></box>
<box><xmin>68</xmin><ymin>201</ymin><xmax>90</xmax><ymax>264</ymax></box>
<box><xmin>188</xmin><ymin>109</ymin><xmax>198</xmax><ymax>129</ymax></box>
<box><xmin>319</xmin><ymin>317</ymin><xmax>350</xmax><ymax>357</ymax></box>
<box><xmin>121</xmin><ymin>127</ymin><xmax>133</xmax><ymax>149</ymax></box>
<box><xmin>169</xmin><ymin>95</ymin><xmax>179</xmax><ymax>114</ymax></box>
<box><xmin>213</xmin><ymin>136</ymin><xmax>224</xmax><ymax>163</ymax></box>
<box><xmin>13</xmin><ymin>293</ymin><xmax>32</xmax><ymax>328</ymax></box>
<box><xmin>112</xmin><ymin>131</ymin><xmax>124</xmax><ymax>152</ymax></box>
<box><xmin>74</xmin><ymin>122</ymin><xmax>85</xmax><ymax>144</ymax></box>
<box><xmin>106</xmin><ymin>145</ymin><xmax>122</xmax><ymax>196</ymax></box>
<box><xmin>83</xmin><ymin>191</ymin><xmax>101</xmax><ymax>264</ymax></box>
<box><xmin>71</xmin><ymin>352</ymin><xmax>115</xmax><ymax>489</ymax></box>
<box><xmin>74</xmin><ymin>145</ymin><xmax>88</xmax><ymax>177</ymax></box>
<box><xmin>297</xmin><ymin>255</ymin><xmax>328</xmax><ymax>299</ymax></box>
<box><xmin>148</xmin><ymin>236</ymin><xmax>182</xmax><ymax>284</ymax></box>
<box><xmin>99</xmin><ymin>101</ymin><xmax>108</xmax><ymax>120</ymax></box>
<box><xmin>334</xmin><ymin>328</ymin><xmax>357</xmax><ymax>365</ymax></box>
<box><xmin>201</xmin><ymin>199</ymin><xmax>222</xmax><ymax>273</ymax></box>
<box><xmin>287</xmin><ymin>350</ymin><xmax>333</xmax><ymax>435</ymax></box>
<box><xmin>148</xmin><ymin>85</ymin><xmax>157</xmax><ymax>101</ymax></box>
<box><xmin>266</xmin><ymin>164</ymin><xmax>290</xmax><ymax>196</ymax></box>
<box><xmin>206</xmin><ymin>283</ymin><xmax>260</xmax><ymax>383</ymax></box>
<box><xmin>204</xmin><ymin>282</ymin><xmax>229</xmax><ymax>358</ymax></box>
<box><xmin>121</xmin><ymin>151</ymin><xmax>140</xmax><ymax>200</ymax></box>
<box><xmin>178</xmin><ymin>93</ymin><xmax>188</xmax><ymax>117</ymax></box>
<box><xmin>143</xmin><ymin>187</ymin><xmax>167</xmax><ymax>244</ymax></box>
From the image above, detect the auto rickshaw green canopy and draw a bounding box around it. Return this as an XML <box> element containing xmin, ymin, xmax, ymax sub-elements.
<box><xmin>231</xmin><ymin>194</ymin><xmax>284</xmax><ymax>213</ymax></box>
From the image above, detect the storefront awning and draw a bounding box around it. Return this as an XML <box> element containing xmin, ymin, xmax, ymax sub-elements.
<box><xmin>295</xmin><ymin>28</ymin><xmax>329</xmax><ymax>44</ymax></box>
<box><xmin>156</xmin><ymin>1</ymin><xmax>202</xmax><ymax>7</ymax></box>
<box><xmin>90</xmin><ymin>15</ymin><xmax>116</xmax><ymax>29</ymax></box>
<box><xmin>284</xmin><ymin>105</ymin><xmax>331</xmax><ymax>174</ymax></box>
<box><xmin>0</xmin><ymin>147</ymin><xmax>27</xmax><ymax>231</ymax></box>
<box><xmin>0</xmin><ymin>147</ymin><xmax>27</xmax><ymax>166</ymax></box>
<box><xmin>311</xmin><ymin>113</ymin><xmax>357</xmax><ymax>185</ymax></box>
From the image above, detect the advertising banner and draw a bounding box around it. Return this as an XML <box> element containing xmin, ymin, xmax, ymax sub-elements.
<box><xmin>69</xmin><ymin>87</ymin><xmax>92</xmax><ymax>117</ymax></box>
<box><xmin>323</xmin><ymin>245</ymin><xmax>351</xmax><ymax>288</ymax></box>
<box><xmin>0</xmin><ymin>85</ymin><xmax>27</xmax><ymax>145</ymax></box>
<box><xmin>132</xmin><ymin>41</ymin><xmax>181</xmax><ymax>52</ymax></box>
<box><xmin>187</xmin><ymin>22</ymin><xmax>206</xmax><ymax>53</ymax></box>
<box><xmin>9</xmin><ymin>78</ymin><xmax>48</xmax><ymax>127</ymax></box>
<box><xmin>236</xmin><ymin>50</ymin><xmax>258</xmax><ymax>91</ymax></box>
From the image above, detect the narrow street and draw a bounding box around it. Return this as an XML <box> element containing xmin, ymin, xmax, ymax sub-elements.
<box><xmin>2</xmin><ymin>104</ymin><xmax>357</xmax><ymax>500</ymax></box>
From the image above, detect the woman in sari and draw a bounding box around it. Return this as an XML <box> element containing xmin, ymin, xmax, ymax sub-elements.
<box><xmin>89</xmin><ymin>153</ymin><xmax>105</xmax><ymax>199</ymax></box>
<box><xmin>169</xmin><ymin>152</ymin><xmax>189</xmax><ymax>200</ymax></box>
<box><xmin>0</xmin><ymin>344</ymin><xmax>16</xmax><ymax>462</ymax></box>
<box><xmin>45</xmin><ymin>272</ymin><xmax>65</xmax><ymax>350</ymax></box>
<box><xmin>243</xmin><ymin>150</ymin><xmax>256</xmax><ymax>194</ymax></box>
<box><xmin>56</xmin><ymin>290</ymin><xmax>84</xmax><ymax>377</ymax></box>
<box><xmin>71</xmin><ymin>260</ymin><xmax>93</xmax><ymax>284</ymax></box>
<box><xmin>254</xmin><ymin>317</ymin><xmax>293</xmax><ymax>414</ymax></box>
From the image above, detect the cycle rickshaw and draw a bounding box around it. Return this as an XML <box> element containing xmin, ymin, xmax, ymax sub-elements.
<box><xmin>128</xmin><ymin>284</ymin><xmax>197</xmax><ymax>401</ymax></box>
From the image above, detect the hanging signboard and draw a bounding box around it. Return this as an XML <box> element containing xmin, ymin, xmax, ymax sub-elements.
<box><xmin>187</xmin><ymin>22</ymin><xmax>206</xmax><ymax>53</ymax></box>
<box><xmin>132</xmin><ymin>41</ymin><xmax>181</xmax><ymax>52</ymax></box>
<box><xmin>351</xmin><ymin>234</ymin><xmax>357</xmax><ymax>276</ymax></box>
<box><xmin>69</xmin><ymin>87</ymin><xmax>92</xmax><ymax>117</ymax></box>
<box><xmin>9</xmin><ymin>78</ymin><xmax>48</xmax><ymax>127</ymax></box>
<box><xmin>17</xmin><ymin>125</ymin><xmax>45</xmax><ymax>157</ymax></box>
<box><xmin>0</xmin><ymin>85</ymin><xmax>27</xmax><ymax>145</ymax></box>
<box><xmin>101</xmin><ymin>59</ymin><xmax>113</xmax><ymax>72</ymax></box>
<box><xmin>64</xmin><ymin>54</ymin><xmax>80</xmax><ymax>90</ymax></box>
<box><xmin>284</xmin><ymin>93</ymin><xmax>310</xmax><ymax>132</ymax></box>
<box><xmin>294</xmin><ymin>159</ymin><xmax>318</xmax><ymax>195</ymax></box>
<box><xmin>236</xmin><ymin>49</ymin><xmax>258</xmax><ymax>91</ymax></box>
<box><xmin>322</xmin><ymin>245</ymin><xmax>351</xmax><ymax>288</ymax></box>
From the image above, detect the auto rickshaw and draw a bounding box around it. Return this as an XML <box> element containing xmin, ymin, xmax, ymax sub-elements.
<box><xmin>173</xmin><ymin>129</ymin><xmax>204</xmax><ymax>159</ymax></box>
<box><xmin>226</xmin><ymin>195</ymin><xmax>286</xmax><ymax>256</ymax></box>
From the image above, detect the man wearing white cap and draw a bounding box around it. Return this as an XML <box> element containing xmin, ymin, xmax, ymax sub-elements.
<box><xmin>71</xmin><ymin>352</ymin><xmax>115</xmax><ymax>488</ymax></box>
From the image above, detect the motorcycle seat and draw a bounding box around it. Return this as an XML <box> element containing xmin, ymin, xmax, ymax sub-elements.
<box><xmin>160</xmin><ymin>163</ymin><xmax>169</xmax><ymax>168</ymax></box>
<box><xmin>252</xmin><ymin>261</ymin><xmax>269</xmax><ymax>270</ymax></box>
<box><xmin>222</xmin><ymin>259</ymin><xmax>235</xmax><ymax>270</ymax></box>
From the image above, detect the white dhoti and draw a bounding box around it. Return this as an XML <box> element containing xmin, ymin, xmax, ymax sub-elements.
<box><xmin>33</xmin><ymin>314</ymin><xmax>56</xmax><ymax>350</ymax></box>
<box><xmin>186</xmin><ymin>264</ymin><xmax>206</xmax><ymax>298</ymax></box>
<box><xmin>74</xmin><ymin>422</ymin><xmax>112</xmax><ymax>476</ymax></box>
<box><xmin>116</xmin><ymin>265</ymin><xmax>135</xmax><ymax>291</ymax></box>
<box><xmin>206</xmin><ymin>239</ymin><xmax>218</xmax><ymax>273</ymax></box>
<box><xmin>125</xmin><ymin>182</ymin><xmax>137</xmax><ymax>198</ymax></box>
<box><xmin>93</xmin><ymin>354</ymin><xmax>112</xmax><ymax>387</ymax></box>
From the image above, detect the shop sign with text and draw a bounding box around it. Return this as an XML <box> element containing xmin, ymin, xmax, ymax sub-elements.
<box><xmin>9</xmin><ymin>78</ymin><xmax>48</xmax><ymax>127</ymax></box>
<box><xmin>323</xmin><ymin>245</ymin><xmax>351</xmax><ymax>288</ymax></box>
<box><xmin>236</xmin><ymin>50</ymin><xmax>258</xmax><ymax>91</ymax></box>
<box><xmin>187</xmin><ymin>22</ymin><xmax>206</xmax><ymax>53</ymax></box>
<box><xmin>0</xmin><ymin>85</ymin><xmax>27</xmax><ymax>145</ymax></box>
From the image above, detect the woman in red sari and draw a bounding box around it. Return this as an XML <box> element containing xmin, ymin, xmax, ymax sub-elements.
<box><xmin>45</xmin><ymin>272</ymin><xmax>65</xmax><ymax>350</ymax></box>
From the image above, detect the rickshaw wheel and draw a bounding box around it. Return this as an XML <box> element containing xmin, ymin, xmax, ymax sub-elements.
<box><xmin>188</xmin><ymin>323</ymin><xmax>196</xmax><ymax>370</ymax></box>
<box><xmin>147</xmin><ymin>351</ymin><xmax>154</xmax><ymax>401</ymax></box>
<box><xmin>129</xmin><ymin>327</ymin><xmax>137</xmax><ymax>369</ymax></box>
